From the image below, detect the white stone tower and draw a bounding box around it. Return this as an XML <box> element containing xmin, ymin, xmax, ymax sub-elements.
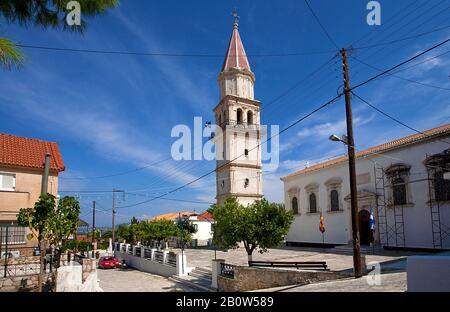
<box><xmin>214</xmin><ymin>15</ymin><xmax>263</xmax><ymax>206</ymax></box>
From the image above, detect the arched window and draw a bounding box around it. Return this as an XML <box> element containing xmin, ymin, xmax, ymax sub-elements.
<box><xmin>434</xmin><ymin>171</ymin><xmax>450</xmax><ymax>202</ymax></box>
<box><xmin>392</xmin><ymin>177</ymin><xmax>407</xmax><ymax>205</ymax></box>
<box><xmin>330</xmin><ymin>190</ymin><xmax>339</xmax><ymax>211</ymax></box>
<box><xmin>426</xmin><ymin>151</ymin><xmax>450</xmax><ymax>202</ymax></box>
<box><xmin>292</xmin><ymin>197</ymin><xmax>298</xmax><ymax>215</ymax></box>
<box><xmin>247</xmin><ymin>111</ymin><xmax>253</xmax><ymax>125</ymax></box>
<box><xmin>309</xmin><ymin>193</ymin><xmax>317</xmax><ymax>213</ymax></box>
<box><xmin>237</xmin><ymin>108</ymin><xmax>243</xmax><ymax>124</ymax></box>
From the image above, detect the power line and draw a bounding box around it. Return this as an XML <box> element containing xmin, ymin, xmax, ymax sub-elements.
<box><xmin>16</xmin><ymin>43</ymin><xmax>336</xmax><ymax>58</ymax></box>
<box><xmin>351</xmin><ymin>92</ymin><xmax>450</xmax><ymax>146</ymax></box>
<box><xmin>116</xmin><ymin>37</ymin><xmax>450</xmax><ymax>210</ymax></box>
<box><xmin>61</xmin><ymin>53</ymin><xmax>340</xmax><ymax>186</ymax></box>
<box><xmin>304</xmin><ymin>0</ymin><xmax>339</xmax><ymax>49</ymax></box>
<box><xmin>349</xmin><ymin>55</ymin><xmax>450</xmax><ymax>91</ymax></box>
<box><xmin>350</xmin><ymin>37</ymin><xmax>450</xmax><ymax>91</ymax></box>
<box><xmin>116</xmin><ymin>95</ymin><xmax>343</xmax><ymax>209</ymax></box>
<box><xmin>350</xmin><ymin>2</ymin><xmax>450</xmax><ymax>79</ymax></box>
<box><xmin>352</xmin><ymin>25</ymin><xmax>450</xmax><ymax>51</ymax></box>
<box><xmin>60</xmin><ymin>158</ymin><xmax>169</xmax><ymax>180</ymax></box>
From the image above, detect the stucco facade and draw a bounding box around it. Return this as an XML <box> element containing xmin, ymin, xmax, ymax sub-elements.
<box><xmin>0</xmin><ymin>166</ymin><xmax>60</xmax><ymax>248</ymax></box>
<box><xmin>281</xmin><ymin>127</ymin><xmax>450</xmax><ymax>250</ymax></box>
<box><xmin>214</xmin><ymin>20</ymin><xmax>263</xmax><ymax>207</ymax></box>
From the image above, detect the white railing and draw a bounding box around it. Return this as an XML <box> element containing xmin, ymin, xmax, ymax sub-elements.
<box><xmin>114</xmin><ymin>243</ymin><xmax>190</xmax><ymax>277</ymax></box>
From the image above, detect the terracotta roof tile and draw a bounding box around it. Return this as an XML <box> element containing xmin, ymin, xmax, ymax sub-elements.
<box><xmin>0</xmin><ymin>133</ymin><xmax>65</xmax><ymax>172</ymax></box>
<box><xmin>149</xmin><ymin>211</ymin><xmax>197</xmax><ymax>221</ymax></box>
<box><xmin>281</xmin><ymin>123</ymin><xmax>450</xmax><ymax>180</ymax></box>
<box><xmin>197</xmin><ymin>211</ymin><xmax>214</xmax><ymax>221</ymax></box>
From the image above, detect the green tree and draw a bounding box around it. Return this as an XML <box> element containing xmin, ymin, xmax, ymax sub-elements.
<box><xmin>176</xmin><ymin>217</ymin><xmax>197</xmax><ymax>247</ymax></box>
<box><xmin>211</xmin><ymin>197</ymin><xmax>294</xmax><ymax>263</ymax></box>
<box><xmin>146</xmin><ymin>219</ymin><xmax>178</xmax><ymax>249</ymax></box>
<box><xmin>0</xmin><ymin>0</ymin><xmax>118</xmax><ymax>69</ymax></box>
<box><xmin>17</xmin><ymin>193</ymin><xmax>81</xmax><ymax>266</ymax></box>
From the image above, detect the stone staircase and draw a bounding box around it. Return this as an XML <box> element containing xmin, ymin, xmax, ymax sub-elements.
<box><xmin>333</xmin><ymin>244</ymin><xmax>383</xmax><ymax>255</ymax></box>
<box><xmin>169</xmin><ymin>267</ymin><xmax>216</xmax><ymax>292</ymax></box>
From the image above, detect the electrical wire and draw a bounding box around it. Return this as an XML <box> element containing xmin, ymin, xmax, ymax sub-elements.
<box><xmin>351</xmin><ymin>92</ymin><xmax>450</xmax><ymax>145</ymax></box>
<box><xmin>304</xmin><ymin>0</ymin><xmax>339</xmax><ymax>49</ymax></box>
<box><xmin>116</xmin><ymin>37</ymin><xmax>450</xmax><ymax>210</ymax></box>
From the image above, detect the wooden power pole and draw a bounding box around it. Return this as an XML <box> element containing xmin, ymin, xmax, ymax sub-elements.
<box><xmin>38</xmin><ymin>153</ymin><xmax>51</xmax><ymax>292</ymax></box>
<box><xmin>92</xmin><ymin>201</ymin><xmax>96</xmax><ymax>244</ymax></box>
<box><xmin>111</xmin><ymin>189</ymin><xmax>124</xmax><ymax>246</ymax></box>
<box><xmin>341</xmin><ymin>48</ymin><xmax>363</xmax><ymax>278</ymax></box>
<box><xmin>112</xmin><ymin>191</ymin><xmax>116</xmax><ymax>246</ymax></box>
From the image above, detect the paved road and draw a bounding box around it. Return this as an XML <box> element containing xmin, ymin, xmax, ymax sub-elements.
<box><xmin>97</xmin><ymin>268</ymin><xmax>195</xmax><ymax>292</ymax></box>
<box><xmin>180</xmin><ymin>246</ymin><xmax>417</xmax><ymax>272</ymax></box>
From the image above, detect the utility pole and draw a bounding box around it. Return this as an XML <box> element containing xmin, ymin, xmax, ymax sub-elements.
<box><xmin>112</xmin><ymin>189</ymin><xmax>124</xmax><ymax>247</ymax></box>
<box><xmin>38</xmin><ymin>153</ymin><xmax>51</xmax><ymax>292</ymax></box>
<box><xmin>341</xmin><ymin>48</ymin><xmax>363</xmax><ymax>278</ymax></box>
<box><xmin>112</xmin><ymin>191</ymin><xmax>116</xmax><ymax>246</ymax></box>
<box><xmin>92</xmin><ymin>200</ymin><xmax>96</xmax><ymax>246</ymax></box>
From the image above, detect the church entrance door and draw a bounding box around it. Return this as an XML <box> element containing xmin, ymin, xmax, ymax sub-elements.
<box><xmin>358</xmin><ymin>210</ymin><xmax>373</xmax><ymax>245</ymax></box>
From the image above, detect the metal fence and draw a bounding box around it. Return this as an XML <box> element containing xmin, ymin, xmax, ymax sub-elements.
<box><xmin>135</xmin><ymin>246</ymin><xmax>141</xmax><ymax>257</ymax></box>
<box><xmin>166</xmin><ymin>252</ymin><xmax>177</xmax><ymax>267</ymax></box>
<box><xmin>0</xmin><ymin>261</ymin><xmax>40</xmax><ymax>277</ymax></box>
<box><xmin>143</xmin><ymin>248</ymin><xmax>152</xmax><ymax>259</ymax></box>
<box><xmin>220</xmin><ymin>263</ymin><xmax>235</xmax><ymax>279</ymax></box>
<box><xmin>154</xmin><ymin>251</ymin><xmax>164</xmax><ymax>263</ymax></box>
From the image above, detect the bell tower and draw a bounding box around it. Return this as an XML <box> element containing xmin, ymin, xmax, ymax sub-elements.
<box><xmin>214</xmin><ymin>13</ymin><xmax>263</xmax><ymax>206</ymax></box>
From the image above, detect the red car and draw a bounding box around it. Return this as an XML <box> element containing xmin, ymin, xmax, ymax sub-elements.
<box><xmin>98</xmin><ymin>256</ymin><xmax>119</xmax><ymax>269</ymax></box>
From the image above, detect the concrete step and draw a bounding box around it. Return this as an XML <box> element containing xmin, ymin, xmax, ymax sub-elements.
<box><xmin>169</xmin><ymin>275</ymin><xmax>216</xmax><ymax>292</ymax></box>
<box><xmin>193</xmin><ymin>267</ymin><xmax>212</xmax><ymax>275</ymax></box>
<box><xmin>189</xmin><ymin>270</ymin><xmax>212</xmax><ymax>281</ymax></box>
<box><xmin>333</xmin><ymin>245</ymin><xmax>383</xmax><ymax>255</ymax></box>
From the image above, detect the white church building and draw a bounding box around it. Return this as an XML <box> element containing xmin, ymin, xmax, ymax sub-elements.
<box><xmin>281</xmin><ymin>123</ymin><xmax>450</xmax><ymax>250</ymax></box>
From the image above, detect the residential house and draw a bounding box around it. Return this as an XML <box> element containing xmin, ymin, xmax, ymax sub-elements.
<box><xmin>149</xmin><ymin>211</ymin><xmax>215</xmax><ymax>247</ymax></box>
<box><xmin>0</xmin><ymin>133</ymin><xmax>65</xmax><ymax>253</ymax></box>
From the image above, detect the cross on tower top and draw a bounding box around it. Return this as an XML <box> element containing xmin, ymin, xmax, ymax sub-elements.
<box><xmin>232</xmin><ymin>9</ymin><xmax>239</xmax><ymax>29</ymax></box>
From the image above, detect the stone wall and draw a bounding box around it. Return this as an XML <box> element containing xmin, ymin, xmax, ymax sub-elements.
<box><xmin>0</xmin><ymin>273</ymin><xmax>54</xmax><ymax>292</ymax></box>
<box><xmin>79</xmin><ymin>258</ymin><xmax>96</xmax><ymax>282</ymax></box>
<box><xmin>217</xmin><ymin>266</ymin><xmax>352</xmax><ymax>292</ymax></box>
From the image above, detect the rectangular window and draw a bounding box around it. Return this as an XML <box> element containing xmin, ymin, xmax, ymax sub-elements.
<box><xmin>0</xmin><ymin>173</ymin><xmax>16</xmax><ymax>191</ymax></box>
<box><xmin>0</xmin><ymin>223</ymin><xmax>26</xmax><ymax>244</ymax></box>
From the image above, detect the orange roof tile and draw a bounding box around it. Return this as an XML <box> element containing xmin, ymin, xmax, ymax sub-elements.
<box><xmin>281</xmin><ymin>123</ymin><xmax>450</xmax><ymax>180</ymax></box>
<box><xmin>0</xmin><ymin>133</ymin><xmax>65</xmax><ymax>172</ymax></box>
<box><xmin>149</xmin><ymin>211</ymin><xmax>197</xmax><ymax>221</ymax></box>
<box><xmin>197</xmin><ymin>211</ymin><xmax>214</xmax><ymax>221</ymax></box>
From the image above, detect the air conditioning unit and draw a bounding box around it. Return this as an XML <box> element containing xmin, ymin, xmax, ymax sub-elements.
<box><xmin>1</xmin><ymin>250</ymin><xmax>20</xmax><ymax>259</ymax></box>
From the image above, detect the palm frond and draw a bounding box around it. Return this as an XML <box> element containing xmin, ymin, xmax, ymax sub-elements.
<box><xmin>0</xmin><ymin>37</ymin><xmax>25</xmax><ymax>70</ymax></box>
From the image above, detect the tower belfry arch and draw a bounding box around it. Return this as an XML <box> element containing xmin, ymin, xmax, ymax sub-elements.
<box><xmin>214</xmin><ymin>14</ymin><xmax>263</xmax><ymax>206</ymax></box>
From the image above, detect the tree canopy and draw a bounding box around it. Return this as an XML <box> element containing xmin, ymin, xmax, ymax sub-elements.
<box><xmin>0</xmin><ymin>0</ymin><xmax>118</xmax><ymax>70</ymax></box>
<box><xmin>17</xmin><ymin>193</ymin><xmax>81</xmax><ymax>267</ymax></box>
<box><xmin>211</xmin><ymin>197</ymin><xmax>294</xmax><ymax>262</ymax></box>
<box><xmin>0</xmin><ymin>0</ymin><xmax>118</xmax><ymax>32</ymax></box>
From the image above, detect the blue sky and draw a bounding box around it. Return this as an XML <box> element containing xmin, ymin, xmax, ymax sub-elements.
<box><xmin>1</xmin><ymin>0</ymin><xmax>449</xmax><ymax>226</ymax></box>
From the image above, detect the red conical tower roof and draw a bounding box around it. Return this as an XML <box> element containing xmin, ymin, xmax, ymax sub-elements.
<box><xmin>221</xmin><ymin>20</ymin><xmax>251</xmax><ymax>72</ymax></box>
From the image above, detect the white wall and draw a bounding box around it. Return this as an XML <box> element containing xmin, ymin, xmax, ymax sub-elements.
<box><xmin>282</xmin><ymin>137</ymin><xmax>450</xmax><ymax>249</ymax></box>
<box><xmin>191</xmin><ymin>220</ymin><xmax>213</xmax><ymax>242</ymax></box>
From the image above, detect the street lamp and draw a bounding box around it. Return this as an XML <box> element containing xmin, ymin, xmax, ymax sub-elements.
<box><xmin>329</xmin><ymin>134</ymin><xmax>348</xmax><ymax>145</ymax></box>
<box><xmin>329</xmin><ymin>133</ymin><xmax>363</xmax><ymax>278</ymax></box>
